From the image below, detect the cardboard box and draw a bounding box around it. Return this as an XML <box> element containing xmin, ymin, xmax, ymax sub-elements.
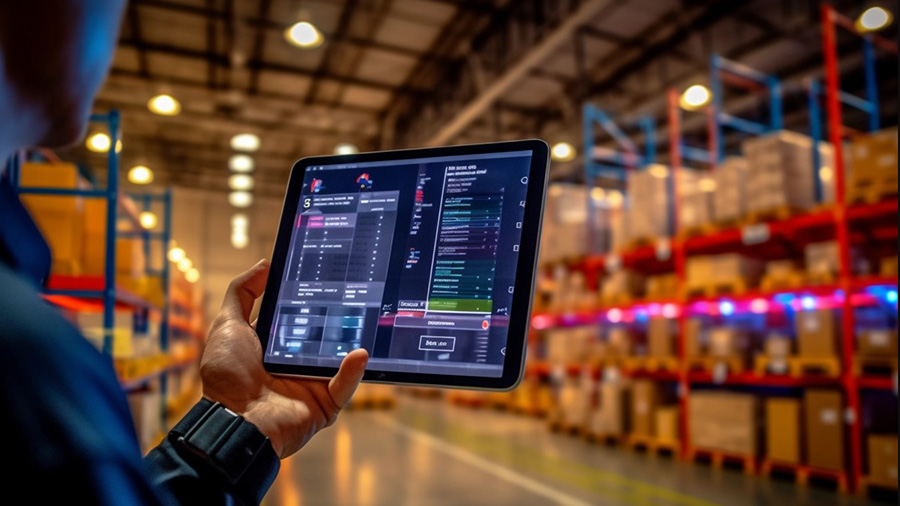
<box><xmin>655</xmin><ymin>406</ymin><xmax>679</xmax><ymax>444</ymax></box>
<box><xmin>685</xmin><ymin>318</ymin><xmax>704</xmax><ymax>357</ymax></box>
<box><xmin>20</xmin><ymin>162</ymin><xmax>85</xmax><ymax>212</ymax></box>
<box><xmin>590</xmin><ymin>381</ymin><xmax>630</xmax><ymax>436</ymax></box>
<box><xmin>766</xmin><ymin>398</ymin><xmax>801</xmax><ymax>464</ymax></box>
<box><xmin>690</xmin><ymin>392</ymin><xmax>759</xmax><ymax>455</ymax></box>
<box><xmin>608</xmin><ymin>327</ymin><xmax>632</xmax><ymax>357</ymax></box>
<box><xmin>646</xmin><ymin>274</ymin><xmax>678</xmax><ymax>299</ymax></box>
<box><xmin>627</xmin><ymin>167</ymin><xmax>671</xmax><ymax>240</ymax></box>
<box><xmin>849</xmin><ymin>127</ymin><xmax>898</xmax><ymax>184</ymax></box>
<box><xmin>805</xmin><ymin>241</ymin><xmax>840</xmax><ymax>278</ymax></box>
<box><xmin>764</xmin><ymin>333</ymin><xmax>793</xmax><ymax>359</ymax></box>
<box><xmin>795</xmin><ymin>309</ymin><xmax>837</xmax><ymax>359</ymax></box>
<box><xmin>713</xmin><ymin>157</ymin><xmax>749</xmax><ymax>223</ymax></box>
<box><xmin>743</xmin><ymin>130</ymin><xmax>834</xmax><ymax>212</ymax></box>
<box><xmin>709</xmin><ymin>327</ymin><xmax>747</xmax><ymax>358</ymax></box>
<box><xmin>648</xmin><ymin>318</ymin><xmax>674</xmax><ymax>358</ymax></box>
<box><xmin>804</xmin><ymin>390</ymin><xmax>843</xmax><ymax>471</ymax></box>
<box><xmin>679</xmin><ymin>169</ymin><xmax>715</xmax><ymax>231</ymax></box>
<box><xmin>687</xmin><ymin>254</ymin><xmax>763</xmax><ymax>292</ymax></box>
<box><xmin>601</xmin><ymin>270</ymin><xmax>646</xmax><ymax>301</ymax></box>
<box><xmin>631</xmin><ymin>380</ymin><xmax>657</xmax><ymax>437</ymax></box>
<box><xmin>539</xmin><ymin>184</ymin><xmax>588</xmax><ymax>263</ymax></box>
<box><xmin>868</xmin><ymin>434</ymin><xmax>899</xmax><ymax>488</ymax></box>
<box><xmin>858</xmin><ymin>329</ymin><xmax>898</xmax><ymax>358</ymax></box>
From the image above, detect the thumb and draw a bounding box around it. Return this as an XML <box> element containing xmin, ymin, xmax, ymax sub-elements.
<box><xmin>220</xmin><ymin>259</ymin><xmax>270</xmax><ymax>323</ymax></box>
<box><xmin>328</xmin><ymin>348</ymin><xmax>369</xmax><ymax>408</ymax></box>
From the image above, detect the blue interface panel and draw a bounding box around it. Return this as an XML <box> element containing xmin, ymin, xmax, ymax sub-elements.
<box><xmin>265</xmin><ymin>151</ymin><xmax>532</xmax><ymax>378</ymax></box>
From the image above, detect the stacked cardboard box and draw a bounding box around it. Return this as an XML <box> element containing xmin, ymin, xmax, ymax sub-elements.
<box><xmin>589</xmin><ymin>380</ymin><xmax>630</xmax><ymax>436</ymax></box>
<box><xmin>858</xmin><ymin>329</ymin><xmax>898</xmax><ymax>359</ymax></box>
<box><xmin>713</xmin><ymin>157</ymin><xmax>749</xmax><ymax>224</ymax></box>
<box><xmin>762</xmin><ymin>333</ymin><xmax>792</xmax><ymax>374</ymax></box>
<box><xmin>868</xmin><ymin>434</ymin><xmax>899</xmax><ymax>487</ymax></box>
<box><xmin>743</xmin><ymin>130</ymin><xmax>834</xmax><ymax>214</ymax></box>
<box><xmin>847</xmin><ymin>127</ymin><xmax>898</xmax><ymax>201</ymax></box>
<box><xmin>678</xmin><ymin>169</ymin><xmax>715</xmax><ymax>233</ymax></box>
<box><xmin>804</xmin><ymin>390</ymin><xmax>844</xmax><ymax>471</ymax></box>
<box><xmin>686</xmin><ymin>254</ymin><xmax>764</xmax><ymax>293</ymax></box>
<box><xmin>648</xmin><ymin>317</ymin><xmax>675</xmax><ymax>358</ymax></box>
<box><xmin>685</xmin><ymin>318</ymin><xmax>705</xmax><ymax>357</ymax></box>
<box><xmin>795</xmin><ymin>309</ymin><xmax>837</xmax><ymax>359</ymax></box>
<box><xmin>630</xmin><ymin>380</ymin><xmax>658</xmax><ymax>438</ymax></box>
<box><xmin>600</xmin><ymin>269</ymin><xmax>646</xmax><ymax>302</ymax></box>
<box><xmin>655</xmin><ymin>406</ymin><xmax>679</xmax><ymax>444</ymax></box>
<box><xmin>708</xmin><ymin>327</ymin><xmax>748</xmax><ymax>359</ymax></box>
<box><xmin>558</xmin><ymin>377</ymin><xmax>594</xmax><ymax>429</ymax></box>
<box><xmin>539</xmin><ymin>184</ymin><xmax>588</xmax><ymax>264</ymax></box>
<box><xmin>805</xmin><ymin>241</ymin><xmax>840</xmax><ymax>281</ymax></box>
<box><xmin>546</xmin><ymin>327</ymin><xmax>597</xmax><ymax>366</ymax></box>
<box><xmin>19</xmin><ymin>162</ymin><xmax>87</xmax><ymax>275</ymax></box>
<box><xmin>646</xmin><ymin>273</ymin><xmax>678</xmax><ymax>299</ymax></box>
<box><xmin>607</xmin><ymin>327</ymin><xmax>632</xmax><ymax>359</ymax></box>
<box><xmin>627</xmin><ymin>167</ymin><xmax>671</xmax><ymax>241</ymax></box>
<box><xmin>765</xmin><ymin>398</ymin><xmax>801</xmax><ymax>464</ymax></box>
<box><xmin>689</xmin><ymin>392</ymin><xmax>759</xmax><ymax>455</ymax></box>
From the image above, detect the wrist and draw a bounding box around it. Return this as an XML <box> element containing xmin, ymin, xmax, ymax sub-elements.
<box><xmin>243</xmin><ymin>403</ymin><xmax>284</xmax><ymax>458</ymax></box>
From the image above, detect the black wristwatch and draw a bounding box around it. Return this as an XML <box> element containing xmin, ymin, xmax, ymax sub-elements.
<box><xmin>170</xmin><ymin>398</ymin><xmax>277</xmax><ymax>485</ymax></box>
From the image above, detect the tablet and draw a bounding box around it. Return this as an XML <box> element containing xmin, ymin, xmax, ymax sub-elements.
<box><xmin>256</xmin><ymin>140</ymin><xmax>549</xmax><ymax>391</ymax></box>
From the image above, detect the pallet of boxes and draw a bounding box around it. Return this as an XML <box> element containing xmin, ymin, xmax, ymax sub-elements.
<box><xmin>742</xmin><ymin>130</ymin><xmax>834</xmax><ymax>222</ymax></box>
<box><xmin>625</xmin><ymin>166</ymin><xmax>671</xmax><ymax>248</ymax></box>
<box><xmin>761</xmin><ymin>390</ymin><xmax>848</xmax><ymax>489</ymax></box>
<box><xmin>688</xmin><ymin>391</ymin><xmax>759</xmax><ymax>473</ymax></box>
<box><xmin>846</xmin><ymin>127</ymin><xmax>898</xmax><ymax>204</ymax></box>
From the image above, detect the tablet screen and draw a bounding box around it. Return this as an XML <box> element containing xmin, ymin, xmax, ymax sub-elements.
<box><xmin>264</xmin><ymin>150</ymin><xmax>534</xmax><ymax>378</ymax></box>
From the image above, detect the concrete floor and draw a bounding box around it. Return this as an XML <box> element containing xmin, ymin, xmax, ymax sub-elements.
<box><xmin>264</xmin><ymin>397</ymin><xmax>893</xmax><ymax>506</ymax></box>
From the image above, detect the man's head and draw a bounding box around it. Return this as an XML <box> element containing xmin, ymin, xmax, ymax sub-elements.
<box><xmin>0</xmin><ymin>0</ymin><xmax>126</xmax><ymax>151</ymax></box>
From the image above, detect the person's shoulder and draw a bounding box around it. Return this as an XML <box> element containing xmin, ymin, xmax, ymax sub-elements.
<box><xmin>0</xmin><ymin>264</ymin><xmax>102</xmax><ymax>362</ymax></box>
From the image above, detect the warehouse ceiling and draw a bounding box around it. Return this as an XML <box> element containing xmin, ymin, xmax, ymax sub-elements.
<box><xmin>70</xmin><ymin>0</ymin><xmax>898</xmax><ymax>197</ymax></box>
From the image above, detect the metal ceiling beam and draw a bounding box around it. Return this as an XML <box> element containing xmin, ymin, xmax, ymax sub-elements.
<box><xmin>305</xmin><ymin>0</ymin><xmax>361</xmax><ymax>105</ymax></box>
<box><xmin>247</xmin><ymin>0</ymin><xmax>273</xmax><ymax>94</ymax></box>
<box><xmin>130</xmin><ymin>0</ymin><xmax>453</xmax><ymax>64</ymax></box>
<box><xmin>127</xmin><ymin>3</ymin><xmax>150</xmax><ymax>78</ymax></box>
<box><xmin>117</xmin><ymin>38</ymin><xmax>431</xmax><ymax>97</ymax></box>
<box><xmin>424</xmin><ymin>0</ymin><xmax>611</xmax><ymax>146</ymax></box>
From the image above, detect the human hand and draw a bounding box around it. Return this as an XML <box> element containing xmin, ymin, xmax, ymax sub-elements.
<box><xmin>199</xmin><ymin>259</ymin><xmax>369</xmax><ymax>458</ymax></box>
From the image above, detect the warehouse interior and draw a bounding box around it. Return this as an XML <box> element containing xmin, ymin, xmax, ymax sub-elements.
<box><xmin>5</xmin><ymin>0</ymin><xmax>899</xmax><ymax>504</ymax></box>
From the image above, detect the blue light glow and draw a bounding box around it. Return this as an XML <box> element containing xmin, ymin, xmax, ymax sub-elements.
<box><xmin>719</xmin><ymin>300</ymin><xmax>735</xmax><ymax>316</ymax></box>
<box><xmin>773</xmin><ymin>293</ymin><xmax>796</xmax><ymax>305</ymax></box>
<box><xmin>888</xmin><ymin>290</ymin><xmax>898</xmax><ymax>304</ymax></box>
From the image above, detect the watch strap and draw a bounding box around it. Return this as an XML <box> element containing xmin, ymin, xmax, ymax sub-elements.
<box><xmin>171</xmin><ymin>399</ymin><xmax>276</xmax><ymax>485</ymax></box>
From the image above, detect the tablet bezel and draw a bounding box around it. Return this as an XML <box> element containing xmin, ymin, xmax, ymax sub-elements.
<box><xmin>256</xmin><ymin>139</ymin><xmax>549</xmax><ymax>391</ymax></box>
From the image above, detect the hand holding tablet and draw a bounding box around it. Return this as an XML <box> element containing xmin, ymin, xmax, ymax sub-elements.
<box><xmin>255</xmin><ymin>140</ymin><xmax>549</xmax><ymax>390</ymax></box>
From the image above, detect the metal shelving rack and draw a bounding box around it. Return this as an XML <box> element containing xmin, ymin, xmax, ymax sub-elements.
<box><xmin>529</xmin><ymin>4</ymin><xmax>898</xmax><ymax>494</ymax></box>
<box><xmin>818</xmin><ymin>3</ymin><xmax>899</xmax><ymax>491</ymax></box>
<box><xmin>9</xmin><ymin>110</ymin><xmax>176</xmax><ymax>429</ymax></box>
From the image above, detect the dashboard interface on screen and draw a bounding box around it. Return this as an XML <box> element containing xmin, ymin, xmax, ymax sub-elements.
<box><xmin>264</xmin><ymin>150</ymin><xmax>533</xmax><ymax>378</ymax></box>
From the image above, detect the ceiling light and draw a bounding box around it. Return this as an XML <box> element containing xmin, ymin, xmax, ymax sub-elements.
<box><xmin>128</xmin><ymin>165</ymin><xmax>154</xmax><ymax>185</ymax></box>
<box><xmin>228</xmin><ymin>174</ymin><xmax>255</xmax><ymax>191</ymax></box>
<box><xmin>230</xmin><ymin>133</ymin><xmax>260</xmax><ymax>152</ymax></box>
<box><xmin>334</xmin><ymin>143</ymin><xmax>359</xmax><ymax>155</ymax></box>
<box><xmin>228</xmin><ymin>154</ymin><xmax>255</xmax><ymax>173</ymax></box>
<box><xmin>147</xmin><ymin>93</ymin><xmax>181</xmax><ymax>116</ymax></box>
<box><xmin>177</xmin><ymin>257</ymin><xmax>193</xmax><ymax>273</ymax></box>
<box><xmin>139</xmin><ymin>211</ymin><xmax>158</xmax><ymax>229</ymax></box>
<box><xmin>680</xmin><ymin>84</ymin><xmax>711</xmax><ymax>110</ymax></box>
<box><xmin>550</xmin><ymin>142</ymin><xmax>575</xmax><ymax>162</ymax></box>
<box><xmin>231</xmin><ymin>213</ymin><xmax>249</xmax><ymax>230</ymax></box>
<box><xmin>857</xmin><ymin>6</ymin><xmax>892</xmax><ymax>32</ymax></box>
<box><xmin>167</xmin><ymin>246</ymin><xmax>185</xmax><ymax>263</ymax></box>
<box><xmin>607</xmin><ymin>190</ymin><xmax>623</xmax><ymax>207</ymax></box>
<box><xmin>231</xmin><ymin>231</ymin><xmax>249</xmax><ymax>249</ymax></box>
<box><xmin>185</xmin><ymin>268</ymin><xmax>200</xmax><ymax>283</ymax></box>
<box><xmin>819</xmin><ymin>166</ymin><xmax>834</xmax><ymax>182</ymax></box>
<box><xmin>591</xmin><ymin>187</ymin><xmax>605</xmax><ymax>200</ymax></box>
<box><xmin>285</xmin><ymin>21</ymin><xmax>324</xmax><ymax>48</ymax></box>
<box><xmin>229</xmin><ymin>191</ymin><xmax>253</xmax><ymax>208</ymax></box>
<box><xmin>86</xmin><ymin>133</ymin><xmax>123</xmax><ymax>153</ymax></box>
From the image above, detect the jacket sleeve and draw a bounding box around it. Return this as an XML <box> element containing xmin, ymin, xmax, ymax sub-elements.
<box><xmin>143</xmin><ymin>407</ymin><xmax>280</xmax><ymax>505</ymax></box>
<box><xmin>0</xmin><ymin>266</ymin><xmax>278</xmax><ymax>505</ymax></box>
